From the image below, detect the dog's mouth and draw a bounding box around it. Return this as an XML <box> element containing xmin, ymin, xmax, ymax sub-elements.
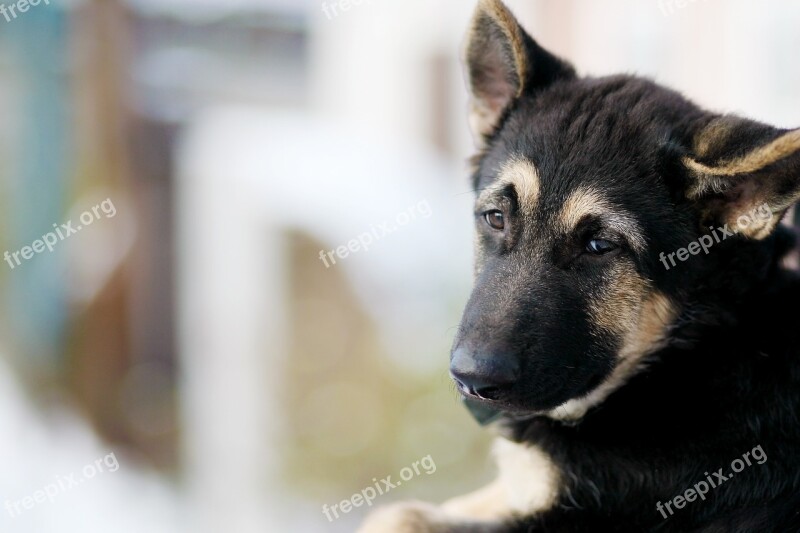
<box><xmin>460</xmin><ymin>392</ymin><xmax>558</xmax><ymax>427</ymax></box>
<box><xmin>455</xmin><ymin>365</ymin><xmax>613</xmax><ymax>419</ymax></box>
<box><xmin>461</xmin><ymin>396</ymin><xmax>506</xmax><ymax>425</ymax></box>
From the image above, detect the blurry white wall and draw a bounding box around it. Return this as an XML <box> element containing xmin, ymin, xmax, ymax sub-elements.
<box><xmin>307</xmin><ymin>0</ymin><xmax>800</xmax><ymax>162</ymax></box>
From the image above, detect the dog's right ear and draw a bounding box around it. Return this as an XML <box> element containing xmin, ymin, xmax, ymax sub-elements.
<box><xmin>465</xmin><ymin>0</ymin><xmax>575</xmax><ymax>142</ymax></box>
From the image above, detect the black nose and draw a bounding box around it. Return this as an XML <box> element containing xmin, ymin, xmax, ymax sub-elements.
<box><xmin>450</xmin><ymin>346</ymin><xmax>519</xmax><ymax>401</ymax></box>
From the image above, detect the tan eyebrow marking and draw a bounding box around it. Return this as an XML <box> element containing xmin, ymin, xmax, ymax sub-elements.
<box><xmin>478</xmin><ymin>157</ymin><xmax>540</xmax><ymax>214</ymax></box>
<box><xmin>558</xmin><ymin>187</ymin><xmax>647</xmax><ymax>253</ymax></box>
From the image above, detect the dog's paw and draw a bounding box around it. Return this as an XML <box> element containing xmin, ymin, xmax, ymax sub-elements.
<box><xmin>357</xmin><ymin>501</ymin><xmax>448</xmax><ymax>533</ymax></box>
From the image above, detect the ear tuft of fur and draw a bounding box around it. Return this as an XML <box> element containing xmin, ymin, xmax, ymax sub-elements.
<box><xmin>684</xmin><ymin>116</ymin><xmax>800</xmax><ymax>239</ymax></box>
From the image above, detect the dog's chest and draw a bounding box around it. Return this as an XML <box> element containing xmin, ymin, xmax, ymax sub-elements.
<box><xmin>494</xmin><ymin>438</ymin><xmax>561</xmax><ymax>514</ymax></box>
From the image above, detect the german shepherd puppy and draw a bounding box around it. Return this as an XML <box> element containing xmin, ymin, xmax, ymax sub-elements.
<box><xmin>360</xmin><ymin>0</ymin><xmax>800</xmax><ymax>531</ymax></box>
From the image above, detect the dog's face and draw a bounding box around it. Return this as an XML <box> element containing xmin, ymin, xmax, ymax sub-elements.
<box><xmin>451</xmin><ymin>0</ymin><xmax>800</xmax><ymax>417</ymax></box>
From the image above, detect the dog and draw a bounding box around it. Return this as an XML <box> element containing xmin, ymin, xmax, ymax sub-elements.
<box><xmin>359</xmin><ymin>0</ymin><xmax>800</xmax><ymax>531</ymax></box>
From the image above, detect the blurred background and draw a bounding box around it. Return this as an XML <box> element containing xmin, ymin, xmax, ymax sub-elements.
<box><xmin>0</xmin><ymin>0</ymin><xmax>798</xmax><ymax>531</ymax></box>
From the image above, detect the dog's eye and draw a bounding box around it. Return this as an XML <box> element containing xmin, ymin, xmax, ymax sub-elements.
<box><xmin>484</xmin><ymin>210</ymin><xmax>505</xmax><ymax>230</ymax></box>
<box><xmin>586</xmin><ymin>238</ymin><xmax>618</xmax><ymax>255</ymax></box>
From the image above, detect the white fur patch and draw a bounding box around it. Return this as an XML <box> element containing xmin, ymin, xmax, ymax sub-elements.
<box><xmin>441</xmin><ymin>480</ymin><xmax>507</xmax><ymax>520</ymax></box>
<box><xmin>494</xmin><ymin>438</ymin><xmax>560</xmax><ymax>514</ymax></box>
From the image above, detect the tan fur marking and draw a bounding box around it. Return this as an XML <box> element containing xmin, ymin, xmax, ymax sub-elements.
<box><xmin>500</xmin><ymin>158</ymin><xmax>540</xmax><ymax>214</ymax></box>
<box><xmin>685</xmin><ymin>128</ymin><xmax>800</xmax><ymax>179</ymax></box>
<box><xmin>550</xmin><ymin>291</ymin><xmax>677</xmax><ymax>421</ymax></box>
<box><xmin>693</xmin><ymin>119</ymin><xmax>733</xmax><ymax>158</ymax></box>
<box><xmin>618</xmin><ymin>290</ymin><xmax>676</xmax><ymax>360</ymax></box>
<box><xmin>587</xmin><ymin>261</ymin><xmax>648</xmax><ymax>335</ymax></box>
<box><xmin>559</xmin><ymin>187</ymin><xmax>603</xmax><ymax>233</ymax></box>
<box><xmin>476</xmin><ymin>157</ymin><xmax>540</xmax><ymax>214</ymax></box>
<box><xmin>558</xmin><ymin>187</ymin><xmax>647</xmax><ymax>253</ymax></box>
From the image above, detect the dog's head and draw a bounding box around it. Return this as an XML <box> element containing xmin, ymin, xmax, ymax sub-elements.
<box><xmin>451</xmin><ymin>0</ymin><xmax>800</xmax><ymax>418</ymax></box>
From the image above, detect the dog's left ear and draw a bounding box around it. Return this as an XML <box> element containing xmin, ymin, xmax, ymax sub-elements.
<box><xmin>465</xmin><ymin>0</ymin><xmax>575</xmax><ymax>142</ymax></box>
<box><xmin>684</xmin><ymin>116</ymin><xmax>800</xmax><ymax>239</ymax></box>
